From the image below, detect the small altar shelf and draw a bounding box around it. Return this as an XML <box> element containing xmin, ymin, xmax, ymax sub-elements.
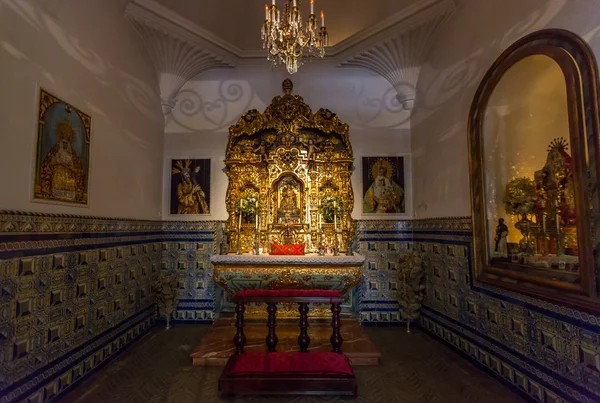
<box><xmin>218</xmin><ymin>289</ymin><xmax>358</xmax><ymax>397</ymax></box>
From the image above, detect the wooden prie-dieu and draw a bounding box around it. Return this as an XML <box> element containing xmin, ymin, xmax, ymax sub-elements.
<box><xmin>218</xmin><ymin>289</ymin><xmax>357</xmax><ymax>396</ymax></box>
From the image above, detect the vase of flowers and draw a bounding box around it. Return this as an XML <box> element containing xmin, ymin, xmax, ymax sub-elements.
<box><xmin>398</xmin><ymin>250</ymin><xmax>425</xmax><ymax>333</ymax></box>
<box><xmin>503</xmin><ymin>177</ymin><xmax>537</xmax><ymax>254</ymax></box>
<box><xmin>319</xmin><ymin>195</ymin><xmax>344</xmax><ymax>224</ymax></box>
<box><xmin>236</xmin><ymin>194</ymin><xmax>259</xmax><ymax>223</ymax></box>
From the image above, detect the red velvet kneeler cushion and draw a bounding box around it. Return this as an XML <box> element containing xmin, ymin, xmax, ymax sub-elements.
<box><xmin>270</xmin><ymin>243</ymin><xmax>305</xmax><ymax>255</ymax></box>
<box><xmin>235</xmin><ymin>289</ymin><xmax>342</xmax><ymax>298</ymax></box>
<box><xmin>225</xmin><ymin>352</ymin><xmax>354</xmax><ymax>377</ymax></box>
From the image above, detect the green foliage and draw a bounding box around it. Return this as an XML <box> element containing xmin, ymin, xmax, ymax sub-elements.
<box><xmin>319</xmin><ymin>195</ymin><xmax>343</xmax><ymax>223</ymax></box>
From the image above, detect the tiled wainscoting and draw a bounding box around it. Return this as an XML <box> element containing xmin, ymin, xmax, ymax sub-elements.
<box><xmin>357</xmin><ymin>218</ymin><xmax>600</xmax><ymax>403</ymax></box>
<box><xmin>415</xmin><ymin>218</ymin><xmax>599</xmax><ymax>403</ymax></box>
<box><xmin>0</xmin><ymin>212</ymin><xmax>220</xmax><ymax>403</ymax></box>
<box><xmin>160</xmin><ymin>221</ymin><xmax>220</xmax><ymax>323</ymax></box>
<box><xmin>2</xmin><ymin>212</ymin><xmax>597</xmax><ymax>403</ymax></box>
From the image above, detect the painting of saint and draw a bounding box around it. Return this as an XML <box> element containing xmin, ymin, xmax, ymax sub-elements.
<box><xmin>33</xmin><ymin>89</ymin><xmax>91</xmax><ymax>205</ymax></box>
<box><xmin>362</xmin><ymin>157</ymin><xmax>405</xmax><ymax>214</ymax></box>
<box><xmin>170</xmin><ymin>159</ymin><xmax>210</xmax><ymax>215</ymax></box>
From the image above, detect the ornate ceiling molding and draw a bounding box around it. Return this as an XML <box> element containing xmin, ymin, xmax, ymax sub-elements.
<box><xmin>125</xmin><ymin>0</ymin><xmax>455</xmax><ymax>113</ymax></box>
<box><xmin>336</xmin><ymin>0</ymin><xmax>455</xmax><ymax>110</ymax></box>
<box><xmin>125</xmin><ymin>0</ymin><xmax>236</xmax><ymax>115</ymax></box>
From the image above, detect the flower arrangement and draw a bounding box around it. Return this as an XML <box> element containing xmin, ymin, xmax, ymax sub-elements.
<box><xmin>236</xmin><ymin>194</ymin><xmax>259</xmax><ymax>216</ymax></box>
<box><xmin>319</xmin><ymin>195</ymin><xmax>344</xmax><ymax>223</ymax></box>
<box><xmin>503</xmin><ymin>177</ymin><xmax>537</xmax><ymax>217</ymax></box>
<box><xmin>398</xmin><ymin>250</ymin><xmax>425</xmax><ymax>333</ymax></box>
<box><xmin>152</xmin><ymin>276</ymin><xmax>177</xmax><ymax>329</ymax></box>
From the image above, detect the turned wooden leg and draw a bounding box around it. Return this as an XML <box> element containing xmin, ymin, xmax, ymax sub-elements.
<box><xmin>298</xmin><ymin>302</ymin><xmax>310</xmax><ymax>352</ymax></box>
<box><xmin>330</xmin><ymin>302</ymin><xmax>343</xmax><ymax>353</ymax></box>
<box><xmin>266</xmin><ymin>303</ymin><xmax>278</xmax><ymax>352</ymax></box>
<box><xmin>233</xmin><ymin>302</ymin><xmax>246</xmax><ymax>354</ymax></box>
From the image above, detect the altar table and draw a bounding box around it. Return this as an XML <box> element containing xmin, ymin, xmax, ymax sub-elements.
<box><xmin>210</xmin><ymin>253</ymin><xmax>365</xmax><ymax>317</ymax></box>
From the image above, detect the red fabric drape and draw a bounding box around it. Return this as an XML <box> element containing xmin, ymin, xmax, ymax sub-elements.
<box><xmin>269</xmin><ymin>243</ymin><xmax>305</xmax><ymax>255</ymax></box>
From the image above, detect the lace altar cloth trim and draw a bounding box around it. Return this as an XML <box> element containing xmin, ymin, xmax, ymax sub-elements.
<box><xmin>210</xmin><ymin>253</ymin><xmax>365</xmax><ymax>265</ymax></box>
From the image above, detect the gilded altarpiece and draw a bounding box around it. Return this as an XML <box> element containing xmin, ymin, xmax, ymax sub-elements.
<box><xmin>214</xmin><ymin>79</ymin><xmax>363</xmax><ymax>317</ymax></box>
<box><xmin>224</xmin><ymin>79</ymin><xmax>354</xmax><ymax>253</ymax></box>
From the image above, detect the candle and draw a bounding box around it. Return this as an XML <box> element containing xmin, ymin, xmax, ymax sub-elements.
<box><xmin>293</xmin><ymin>0</ymin><xmax>296</xmax><ymax>7</ymax></box>
<box><xmin>311</xmin><ymin>0</ymin><xmax>314</xmax><ymax>14</ymax></box>
<box><xmin>333</xmin><ymin>200</ymin><xmax>337</xmax><ymax>230</ymax></box>
<box><xmin>320</xmin><ymin>10</ymin><xmax>324</xmax><ymax>26</ymax></box>
<box><xmin>238</xmin><ymin>199</ymin><xmax>242</xmax><ymax>230</ymax></box>
<box><xmin>272</xmin><ymin>0</ymin><xmax>275</xmax><ymax>4</ymax></box>
<box><xmin>255</xmin><ymin>212</ymin><xmax>259</xmax><ymax>230</ymax></box>
<box><xmin>265</xmin><ymin>4</ymin><xmax>269</xmax><ymax>20</ymax></box>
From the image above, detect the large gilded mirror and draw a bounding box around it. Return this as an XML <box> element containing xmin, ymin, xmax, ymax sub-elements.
<box><xmin>469</xmin><ymin>29</ymin><xmax>600</xmax><ymax>310</ymax></box>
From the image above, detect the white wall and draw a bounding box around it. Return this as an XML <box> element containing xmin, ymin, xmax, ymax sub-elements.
<box><xmin>164</xmin><ymin>67</ymin><xmax>412</xmax><ymax>221</ymax></box>
<box><xmin>0</xmin><ymin>0</ymin><xmax>164</xmax><ymax>219</ymax></box>
<box><xmin>411</xmin><ymin>0</ymin><xmax>600</xmax><ymax>218</ymax></box>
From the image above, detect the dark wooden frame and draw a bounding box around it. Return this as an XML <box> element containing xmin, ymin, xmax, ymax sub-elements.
<box><xmin>219</xmin><ymin>294</ymin><xmax>357</xmax><ymax>396</ymax></box>
<box><xmin>468</xmin><ymin>29</ymin><xmax>600</xmax><ymax>312</ymax></box>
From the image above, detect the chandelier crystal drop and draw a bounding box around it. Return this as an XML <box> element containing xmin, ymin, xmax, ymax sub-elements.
<box><xmin>261</xmin><ymin>0</ymin><xmax>329</xmax><ymax>74</ymax></box>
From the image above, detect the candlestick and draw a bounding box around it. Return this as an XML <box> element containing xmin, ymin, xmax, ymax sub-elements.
<box><xmin>320</xmin><ymin>10</ymin><xmax>324</xmax><ymax>26</ymax></box>
<box><xmin>238</xmin><ymin>199</ymin><xmax>242</xmax><ymax>231</ymax></box>
<box><xmin>311</xmin><ymin>0</ymin><xmax>314</xmax><ymax>14</ymax></box>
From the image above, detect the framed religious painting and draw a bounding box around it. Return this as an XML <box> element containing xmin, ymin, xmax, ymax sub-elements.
<box><xmin>33</xmin><ymin>88</ymin><xmax>91</xmax><ymax>206</ymax></box>
<box><xmin>468</xmin><ymin>29</ymin><xmax>600</xmax><ymax>311</ymax></box>
<box><xmin>169</xmin><ymin>158</ymin><xmax>211</xmax><ymax>215</ymax></box>
<box><xmin>361</xmin><ymin>156</ymin><xmax>408</xmax><ymax>216</ymax></box>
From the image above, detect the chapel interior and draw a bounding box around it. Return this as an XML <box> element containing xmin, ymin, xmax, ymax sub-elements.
<box><xmin>1</xmin><ymin>1</ymin><xmax>600</xmax><ymax>402</ymax></box>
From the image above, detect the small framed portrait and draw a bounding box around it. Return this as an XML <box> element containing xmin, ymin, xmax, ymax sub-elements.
<box><xmin>169</xmin><ymin>158</ymin><xmax>211</xmax><ymax>215</ymax></box>
<box><xmin>361</xmin><ymin>156</ymin><xmax>407</xmax><ymax>215</ymax></box>
<box><xmin>33</xmin><ymin>88</ymin><xmax>91</xmax><ymax>206</ymax></box>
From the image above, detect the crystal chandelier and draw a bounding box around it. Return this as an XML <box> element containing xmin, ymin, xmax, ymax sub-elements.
<box><xmin>261</xmin><ymin>0</ymin><xmax>329</xmax><ymax>74</ymax></box>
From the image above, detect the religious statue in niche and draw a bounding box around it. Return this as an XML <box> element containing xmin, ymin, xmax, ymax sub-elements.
<box><xmin>362</xmin><ymin>157</ymin><xmax>405</xmax><ymax>214</ymax></box>
<box><xmin>277</xmin><ymin>177</ymin><xmax>302</xmax><ymax>223</ymax></box>
<box><xmin>170</xmin><ymin>159</ymin><xmax>210</xmax><ymax>215</ymax></box>
<box><xmin>492</xmin><ymin>138</ymin><xmax>580</xmax><ymax>278</ymax></box>
<box><xmin>33</xmin><ymin>89</ymin><xmax>91</xmax><ymax>205</ymax></box>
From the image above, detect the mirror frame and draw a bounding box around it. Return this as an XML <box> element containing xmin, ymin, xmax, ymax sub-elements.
<box><xmin>468</xmin><ymin>29</ymin><xmax>600</xmax><ymax>312</ymax></box>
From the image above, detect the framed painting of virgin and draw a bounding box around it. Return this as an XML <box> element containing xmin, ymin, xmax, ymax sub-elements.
<box><xmin>33</xmin><ymin>89</ymin><xmax>91</xmax><ymax>206</ymax></box>
<box><xmin>361</xmin><ymin>156</ymin><xmax>407</xmax><ymax>215</ymax></box>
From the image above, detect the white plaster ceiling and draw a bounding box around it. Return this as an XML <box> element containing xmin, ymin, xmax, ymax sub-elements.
<box><xmin>153</xmin><ymin>0</ymin><xmax>421</xmax><ymax>51</ymax></box>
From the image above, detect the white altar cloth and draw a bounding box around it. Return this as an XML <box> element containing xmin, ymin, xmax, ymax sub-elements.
<box><xmin>210</xmin><ymin>253</ymin><xmax>365</xmax><ymax>265</ymax></box>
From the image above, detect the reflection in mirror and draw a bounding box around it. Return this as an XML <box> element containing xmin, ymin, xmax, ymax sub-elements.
<box><xmin>469</xmin><ymin>29</ymin><xmax>600</xmax><ymax>308</ymax></box>
<box><xmin>483</xmin><ymin>54</ymin><xmax>579</xmax><ymax>283</ymax></box>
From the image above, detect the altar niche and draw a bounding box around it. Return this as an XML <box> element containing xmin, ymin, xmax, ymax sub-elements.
<box><xmin>224</xmin><ymin>79</ymin><xmax>355</xmax><ymax>255</ymax></box>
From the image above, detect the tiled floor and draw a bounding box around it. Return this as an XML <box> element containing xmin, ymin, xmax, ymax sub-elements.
<box><xmin>61</xmin><ymin>324</ymin><xmax>525</xmax><ymax>403</ymax></box>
